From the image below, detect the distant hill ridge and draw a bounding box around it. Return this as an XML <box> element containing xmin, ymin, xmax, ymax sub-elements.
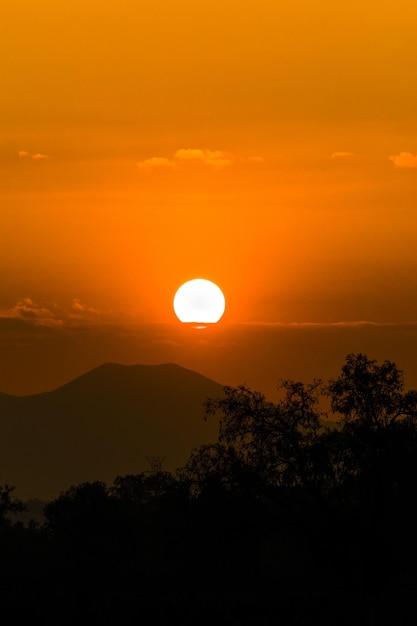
<box><xmin>0</xmin><ymin>363</ymin><xmax>224</xmax><ymax>501</ymax></box>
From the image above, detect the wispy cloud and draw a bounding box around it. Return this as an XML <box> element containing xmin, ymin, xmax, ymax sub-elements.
<box><xmin>389</xmin><ymin>152</ymin><xmax>417</xmax><ymax>169</ymax></box>
<box><xmin>69</xmin><ymin>299</ymin><xmax>104</xmax><ymax>321</ymax></box>
<box><xmin>137</xmin><ymin>147</ymin><xmax>234</xmax><ymax>171</ymax></box>
<box><xmin>174</xmin><ymin>148</ymin><xmax>233</xmax><ymax>168</ymax></box>
<box><xmin>137</xmin><ymin>157</ymin><xmax>175</xmax><ymax>171</ymax></box>
<box><xmin>0</xmin><ymin>298</ymin><xmax>107</xmax><ymax>329</ymax></box>
<box><xmin>330</xmin><ymin>151</ymin><xmax>354</xmax><ymax>159</ymax></box>
<box><xmin>18</xmin><ymin>150</ymin><xmax>49</xmax><ymax>160</ymax></box>
<box><xmin>0</xmin><ymin>298</ymin><xmax>62</xmax><ymax>328</ymax></box>
<box><xmin>229</xmin><ymin>320</ymin><xmax>417</xmax><ymax>328</ymax></box>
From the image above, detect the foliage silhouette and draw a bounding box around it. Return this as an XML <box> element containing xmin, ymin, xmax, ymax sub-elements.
<box><xmin>0</xmin><ymin>484</ymin><xmax>25</xmax><ymax>532</ymax></box>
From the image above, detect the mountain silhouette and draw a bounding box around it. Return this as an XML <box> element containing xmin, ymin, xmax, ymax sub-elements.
<box><xmin>0</xmin><ymin>363</ymin><xmax>224</xmax><ymax>500</ymax></box>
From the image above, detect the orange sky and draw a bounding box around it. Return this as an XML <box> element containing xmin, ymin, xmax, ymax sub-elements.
<box><xmin>1</xmin><ymin>0</ymin><xmax>417</xmax><ymax>395</ymax></box>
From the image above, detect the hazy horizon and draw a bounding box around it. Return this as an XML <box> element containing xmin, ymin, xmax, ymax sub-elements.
<box><xmin>2</xmin><ymin>319</ymin><xmax>417</xmax><ymax>401</ymax></box>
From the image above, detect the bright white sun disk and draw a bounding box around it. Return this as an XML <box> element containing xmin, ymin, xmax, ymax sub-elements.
<box><xmin>173</xmin><ymin>279</ymin><xmax>225</xmax><ymax>325</ymax></box>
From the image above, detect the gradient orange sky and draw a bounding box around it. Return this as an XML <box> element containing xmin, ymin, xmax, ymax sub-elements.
<box><xmin>1</xmin><ymin>0</ymin><xmax>417</xmax><ymax>396</ymax></box>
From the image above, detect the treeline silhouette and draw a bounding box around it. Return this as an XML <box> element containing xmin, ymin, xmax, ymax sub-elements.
<box><xmin>1</xmin><ymin>353</ymin><xmax>417</xmax><ymax>625</ymax></box>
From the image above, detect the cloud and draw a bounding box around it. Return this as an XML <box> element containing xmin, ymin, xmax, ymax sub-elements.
<box><xmin>0</xmin><ymin>298</ymin><xmax>107</xmax><ymax>329</ymax></box>
<box><xmin>330</xmin><ymin>151</ymin><xmax>354</xmax><ymax>159</ymax></box>
<box><xmin>18</xmin><ymin>150</ymin><xmax>49</xmax><ymax>160</ymax></box>
<box><xmin>69</xmin><ymin>299</ymin><xmax>103</xmax><ymax>321</ymax></box>
<box><xmin>137</xmin><ymin>157</ymin><xmax>175</xmax><ymax>170</ymax></box>
<box><xmin>175</xmin><ymin>148</ymin><xmax>232</xmax><ymax>168</ymax></box>
<box><xmin>32</xmin><ymin>153</ymin><xmax>49</xmax><ymax>160</ymax></box>
<box><xmin>174</xmin><ymin>148</ymin><xmax>206</xmax><ymax>162</ymax></box>
<box><xmin>231</xmin><ymin>320</ymin><xmax>417</xmax><ymax>328</ymax></box>
<box><xmin>137</xmin><ymin>148</ymin><xmax>234</xmax><ymax>171</ymax></box>
<box><xmin>389</xmin><ymin>152</ymin><xmax>417</xmax><ymax>169</ymax></box>
<box><xmin>71</xmin><ymin>299</ymin><xmax>93</xmax><ymax>313</ymax></box>
<box><xmin>0</xmin><ymin>298</ymin><xmax>62</xmax><ymax>328</ymax></box>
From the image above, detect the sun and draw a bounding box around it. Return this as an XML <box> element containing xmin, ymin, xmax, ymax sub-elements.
<box><xmin>173</xmin><ymin>279</ymin><xmax>225</xmax><ymax>327</ymax></box>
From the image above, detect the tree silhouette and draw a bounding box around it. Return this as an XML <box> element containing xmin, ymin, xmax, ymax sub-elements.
<box><xmin>177</xmin><ymin>353</ymin><xmax>417</xmax><ymax>624</ymax></box>
<box><xmin>0</xmin><ymin>484</ymin><xmax>25</xmax><ymax>529</ymax></box>
<box><xmin>326</xmin><ymin>352</ymin><xmax>417</xmax><ymax>430</ymax></box>
<box><xmin>202</xmin><ymin>380</ymin><xmax>327</xmax><ymax>489</ymax></box>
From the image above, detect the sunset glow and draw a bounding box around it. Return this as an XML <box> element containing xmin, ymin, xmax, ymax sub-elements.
<box><xmin>0</xmin><ymin>0</ymin><xmax>417</xmax><ymax>395</ymax></box>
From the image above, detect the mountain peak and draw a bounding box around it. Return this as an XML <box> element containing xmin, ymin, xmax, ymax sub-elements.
<box><xmin>0</xmin><ymin>362</ymin><xmax>225</xmax><ymax>500</ymax></box>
